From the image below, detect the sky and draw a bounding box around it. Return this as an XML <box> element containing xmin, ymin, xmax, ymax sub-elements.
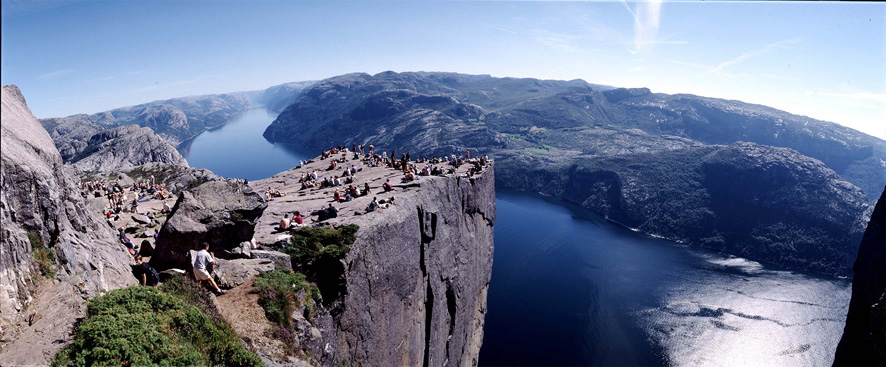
<box><xmin>2</xmin><ymin>0</ymin><xmax>884</xmax><ymax>139</ymax></box>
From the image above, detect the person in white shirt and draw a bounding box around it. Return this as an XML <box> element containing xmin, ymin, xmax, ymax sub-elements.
<box><xmin>193</xmin><ymin>242</ymin><xmax>224</xmax><ymax>295</ymax></box>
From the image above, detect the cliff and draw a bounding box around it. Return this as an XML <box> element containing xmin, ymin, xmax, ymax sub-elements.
<box><xmin>68</xmin><ymin>125</ymin><xmax>188</xmax><ymax>172</ymax></box>
<box><xmin>0</xmin><ymin>85</ymin><xmax>136</xmax><ymax>364</ymax></box>
<box><xmin>40</xmin><ymin>91</ymin><xmax>255</xmax><ymax>148</ymax></box>
<box><xmin>496</xmin><ymin>142</ymin><xmax>869</xmax><ymax>276</ymax></box>
<box><xmin>834</xmin><ymin>186</ymin><xmax>886</xmax><ymax>366</ymax></box>
<box><xmin>262</xmin><ymin>71</ymin><xmax>885</xmax><ymax>200</ymax></box>
<box><xmin>248</xmin><ymin>154</ymin><xmax>495</xmax><ymax>366</ymax></box>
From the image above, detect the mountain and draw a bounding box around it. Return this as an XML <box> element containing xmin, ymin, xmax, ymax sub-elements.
<box><xmin>834</xmin><ymin>186</ymin><xmax>886</xmax><ymax>366</ymax></box>
<box><xmin>496</xmin><ymin>142</ymin><xmax>869</xmax><ymax>275</ymax></box>
<box><xmin>263</xmin><ymin>71</ymin><xmax>884</xmax><ymax>275</ymax></box>
<box><xmin>256</xmin><ymin>80</ymin><xmax>317</xmax><ymax>113</ymax></box>
<box><xmin>264</xmin><ymin>71</ymin><xmax>885</xmax><ymax>200</ymax></box>
<box><xmin>67</xmin><ymin>125</ymin><xmax>188</xmax><ymax>173</ymax></box>
<box><xmin>41</xmin><ymin>92</ymin><xmax>255</xmax><ymax>149</ymax></box>
<box><xmin>0</xmin><ymin>85</ymin><xmax>135</xmax><ymax>364</ymax></box>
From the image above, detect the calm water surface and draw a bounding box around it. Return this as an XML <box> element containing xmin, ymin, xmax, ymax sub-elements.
<box><xmin>181</xmin><ymin>112</ymin><xmax>851</xmax><ymax>366</ymax></box>
<box><xmin>177</xmin><ymin>108</ymin><xmax>313</xmax><ymax>181</ymax></box>
<box><xmin>479</xmin><ymin>191</ymin><xmax>850</xmax><ymax>366</ymax></box>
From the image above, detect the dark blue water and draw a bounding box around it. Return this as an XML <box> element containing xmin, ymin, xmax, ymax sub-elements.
<box><xmin>180</xmin><ymin>113</ymin><xmax>851</xmax><ymax>367</ymax></box>
<box><xmin>177</xmin><ymin>108</ymin><xmax>313</xmax><ymax>181</ymax></box>
<box><xmin>479</xmin><ymin>190</ymin><xmax>850</xmax><ymax>366</ymax></box>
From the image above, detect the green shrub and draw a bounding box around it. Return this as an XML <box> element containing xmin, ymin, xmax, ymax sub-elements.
<box><xmin>254</xmin><ymin>270</ymin><xmax>306</xmax><ymax>327</ymax></box>
<box><xmin>51</xmin><ymin>281</ymin><xmax>262</xmax><ymax>367</ymax></box>
<box><xmin>28</xmin><ymin>232</ymin><xmax>56</xmax><ymax>278</ymax></box>
<box><xmin>283</xmin><ymin>224</ymin><xmax>359</xmax><ymax>266</ymax></box>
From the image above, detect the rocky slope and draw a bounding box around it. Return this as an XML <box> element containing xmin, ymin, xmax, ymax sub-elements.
<box><xmin>246</xmin><ymin>153</ymin><xmax>495</xmax><ymax>366</ymax></box>
<box><xmin>67</xmin><ymin>125</ymin><xmax>188</xmax><ymax>172</ymax></box>
<box><xmin>263</xmin><ymin>71</ymin><xmax>885</xmax><ymax>200</ymax></box>
<box><xmin>496</xmin><ymin>142</ymin><xmax>869</xmax><ymax>275</ymax></box>
<box><xmin>41</xmin><ymin>91</ymin><xmax>255</xmax><ymax>149</ymax></box>
<box><xmin>834</xmin><ymin>186</ymin><xmax>886</xmax><ymax>366</ymax></box>
<box><xmin>0</xmin><ymin>85</ymin><xmax>136</xmax><ymax>364</ymax></box>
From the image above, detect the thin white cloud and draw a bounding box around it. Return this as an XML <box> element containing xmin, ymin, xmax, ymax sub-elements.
<box><xmin>37</xmin><ymin>69</ymin><xmax>73</xmax><ymax>80</ymax></box>
<box><xmin>704</xmin><ymin>38</ymin><xmax>801</xmax><ymax>76</ymax></box>
<box><xmin>484</xmin><ymin>24</ymin><xmax>517</xmax><ymax>35</ymax></box>
<box><xmin>621</xmin><ymin>0</ymin><xmax>668</xmax><ymax>53</ymax></box>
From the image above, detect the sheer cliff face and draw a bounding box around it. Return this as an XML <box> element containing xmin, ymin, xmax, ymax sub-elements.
<box><xmin>311</xmin><ymin>165</ymin><xmax>495</xmax><ymax>366</ymax></box>
<box><xmin>0</xmin><ymin>85</ymin><xmax>135</xmax><ymax>362</ymax></box>
<box><xmin>834</xmin><ymin>186</ymin><xmax>886</xmax><ymax>366</ymax></box>
<box><xmin>496</xmin><ymin>143</ymin><xmax>869</xmax><ymax>276</ymax></box>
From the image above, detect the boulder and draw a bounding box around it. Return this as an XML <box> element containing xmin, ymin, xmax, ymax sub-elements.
<box><xmin>212</xmin><ymin>258</ymin><xmax>275</xmax><ymax>289</ymax></box>
<box><xmin>250</xmin><ymin>250</ymin><xmax>292</xmax><ymax>270</ymax></box>
<box><xmin>228</xmin><ymin>241</ymin><xmax>252</xmax><ymax>259</ymax></box>
<box><xmin>131</xmin><ymin>214</ymin><xmax>150</xmax><ymax>225</ymax></box>
<box><xmin>139</xmin><ymin>239</ymin><xmax>154</xmax><ymax>257</ymax></box>
<box><xmin>151</xmin><ymin>180</ymin><xmax>266</xmax><ymax>270</ymax></box>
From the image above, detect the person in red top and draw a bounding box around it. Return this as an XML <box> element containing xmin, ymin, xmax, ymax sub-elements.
<box><xmin>293</xmin><ymin>211</ymin><xmax>303</xmax><ymax>225</ymax></box>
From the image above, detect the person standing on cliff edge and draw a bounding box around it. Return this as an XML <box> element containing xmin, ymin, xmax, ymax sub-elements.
<box><xmin>194</xmin><ymin>242</ymin><xmax>224</xmax><ymax>295</ymax></box>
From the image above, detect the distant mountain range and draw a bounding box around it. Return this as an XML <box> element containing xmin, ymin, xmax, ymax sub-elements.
<box><xmin>262</xmin><ymin>71</ymin><xmax>884</xmax><ymax>275</ymax></box>
<box><xmin>38</xmin><ymin>80</ymin><xmax>316</xmax><ymax>166</ymax></box>
<box><xmin>35</xmin><ymin>70</ymin><xmax>885</xmax><ymax>275</ymax></box>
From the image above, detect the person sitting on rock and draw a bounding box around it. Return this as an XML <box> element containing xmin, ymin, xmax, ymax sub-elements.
<box><xmin>133</xmin><ymin>255</ymin><xmax>159</xmax><ymax>286</ymax></box>
<box><xmin>118</xmin><ymin>228</ymin><xmax>136</xmax><ymax>256</ymax></box>
<box><xmin>327</xmin><ymin>203</ymin><xmax>338</xmax><ymax>219</ymax></box>
<box><xmin>293</xmin><ymin>211</ymin><xmax>303</xmax><ymax>226</ymax></box>
<box><xmin>162</xmin><ymin>200</ymin><xmax>172</xmax><ymax>213</ymax></box>
<box><xmin>279</xmin><ymin>213</ymin><xmax>291</xmax><ymax>230</ymax></box>
<box><xmin>316</xmin><ymin>208</ymin><xmax>329</xmax><ymax>222</ymax></box>
<box><xmin>365</xmin><ymin>197</ymin><xmax>379</xmax><ymax>213</ymax></box>
<box><xmin>383</xmin><ymin>179</ymin><xmax>393</xmax><ymax>192</ymax></box>
<box><xmin>194</xmin><ymin>242</ymin><xmax>224</xmax><ymax>295</ymax></box>
<box><xmin>361</xmin><ymin>182</ymin><xmax>371</xmax><ymax>196</ymax></box>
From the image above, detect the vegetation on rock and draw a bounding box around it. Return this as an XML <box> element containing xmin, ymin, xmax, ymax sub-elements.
<box><xmin>28</xmin><ymin>232</ymin><xmax>56</xmax><ymax>278</ymax></box>
<box><xmin>51</xmin><ymin>276</ymin><xmax>261</xmax><ymax>367</ymax></box>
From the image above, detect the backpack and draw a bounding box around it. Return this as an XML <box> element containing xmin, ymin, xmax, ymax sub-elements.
<box><xmin>144</xmin><ymin>264</ymin><xmax>159</xmax><ymax>285</ymax></box>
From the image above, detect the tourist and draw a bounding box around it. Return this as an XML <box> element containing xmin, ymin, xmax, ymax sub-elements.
<box><xmin>293</xmin><ymin>211</ymin><xmax>303</xmax><ymax>225</ymax></box>
<box><xmin>383</xmin><ymin>179</ymin><xmax>393</xmax><ymax>192</ymax></box>
<box><xmin>366</xmin><ymin>197</ymin><xmax>379</xmax><ymax>213</ymax></box>
<box><xmin>194</xmin><ymin>242</ymin><xmax>224</xmax><ymax>295</ymax></box>
<box><xmin>327</xmin><ymin>203</ymin><xmax>338</xmax><ymax>219</ymax></box>
<box><xmin>133</xmin><ymin>255</ymin><xmax>159</xmax><ymax>286</ymax></box>
<box><xmin>118</xmin><ymin>228</ymin><xmax>135</xmax><ymax>256</ymax></box>
<box><xmin>162</xmin><ymin>200</ymin><xmax>172</xmax><ymax>213</ymax></box>
<box><xmin>279</xmin><ymin>213</ymin><xmax>291</xmax><ymax>230</ymax></box>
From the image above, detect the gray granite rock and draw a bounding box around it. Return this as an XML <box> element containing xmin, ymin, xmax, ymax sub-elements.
<box><xmin>151</xmin><ymin>180</ymin><xmax>266</xmax><ymax>270</ymax></box>
<box><xmin>68</xmin><ymin>125</ymin><xmax>188</xmax><ymax>173</ymax></box>
<box><xmin>250</xmin><ymin>250</ymin><xmax>291</xmax><ymax>271</ymax></box>
<box><xmin>131</xmin><ymin>214</ymin><xmax>151</xmax><ymax>225</ymax></box>
<box><xmin>212</xmin><ymin>258</ymin><xmax>275</xmax><ymax>289</ymax></box>
<box><xmin>0</xmin><ymin>85</ymin><xmax>135</xmax><ymax>364</ymax></box>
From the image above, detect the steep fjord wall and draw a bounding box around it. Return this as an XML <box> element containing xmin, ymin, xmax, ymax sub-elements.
<box><xmin>834</xmin><ymin>186</ymin><xmax>886</xmax><ymax>366</ymax></box>
<box><xmin>316</xmin><ymin>165</ymin><xmax>495</xmax><ymax>366</ymax></box>
<box><xmin>0</xmin><ymin>85</ymin><xmax>136</xmax><ymax>364</ymax></box>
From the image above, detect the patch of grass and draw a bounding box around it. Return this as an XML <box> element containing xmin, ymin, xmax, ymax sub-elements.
<box><xmin>283</xmin><ymin>225</ymin><xmax>359</xmax><ymax>266</ymax></box>
<box><xmin>254</xmin><ymin>270</ymin><xmax>306</xmax><ymax>327</ymax></box>
<box><xmin>28</xmin><ymin>232</ymin><xmax>56</xmax><ymax>278</ymax></box>
<box><xmin>52</xmin><ymin>278</ymin><xmax>261</xmax><ymax>367</ymax></box>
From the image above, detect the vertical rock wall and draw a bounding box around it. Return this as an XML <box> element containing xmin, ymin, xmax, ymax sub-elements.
<box><xmin>315</xmin><ymin>164</ymin><xmax>495</xmax><ymax>366</ymax></box>
<box><xmin>834</xmin><ymin>186</ymin><xmax>886</xmax><ymax>366</ymax></box>
<box><xmin>0</xmin><ymin>85</ymin><xmax>136</xmax><ymax>363</ymax></box>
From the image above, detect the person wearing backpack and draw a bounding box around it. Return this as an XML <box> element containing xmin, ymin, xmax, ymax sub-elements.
<box><xmin>133</xmin><ymin>255</ymin><xmax>159</xmax><ymax>286</ymax></box>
